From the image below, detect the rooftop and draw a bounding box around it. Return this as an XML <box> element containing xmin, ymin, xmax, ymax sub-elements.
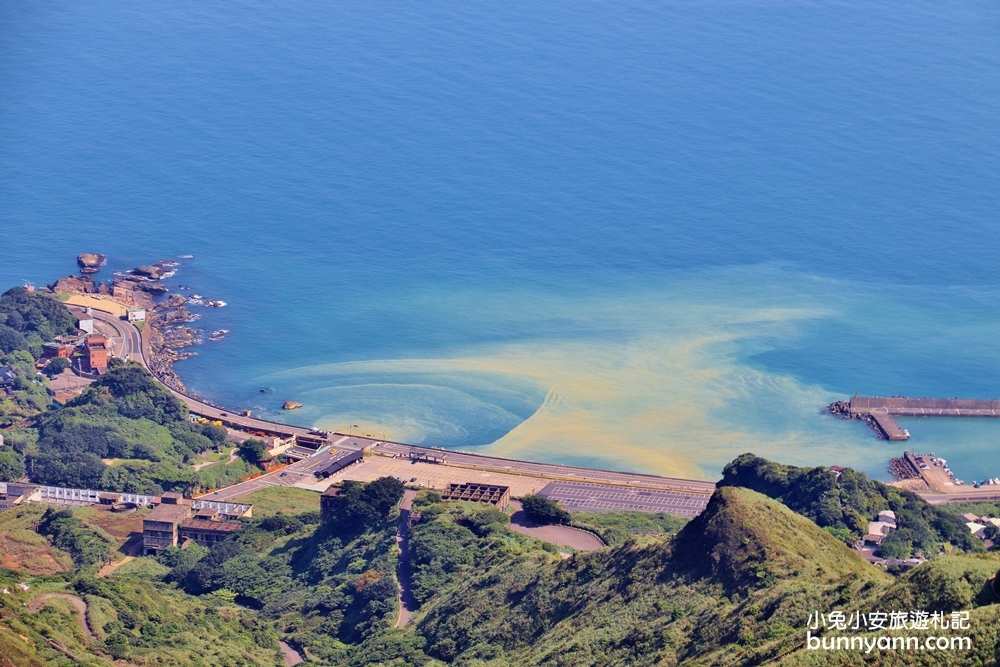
<box><xmin>181</xmin><ymin>519</ymin><xmax>241</xmax><ymax>532</ymax></box>
<box><xmin>145</xmin><ymin>503</ymin><xmax>191</xmax><ymax>525</ymax></box>
<box><xmin>160</xmin><ymin>491</ymin><xmax>191</xmax><ymax>505</ymax></box>
<box><xmin>867</xmin><ymin>521</ymin><xmax>895</xmax><ymax>536</ymax></box>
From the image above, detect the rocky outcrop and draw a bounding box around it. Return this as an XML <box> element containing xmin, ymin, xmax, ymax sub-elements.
<box><xmin>113</xmin><ymin>278</ymin><xmax>166</xmax><ymax>297</ymax></box>
<box><xmin>156</xmin><ymin>294</ymin><xmax>188</xmax><ymax>311</ymax></box>
<box><xmin>49</xmin><ymin>275</ymin><xmax>96</xmax><ymax>294</ymax></box>
<box><xmin>283</xmin><ymin>401</ymin><xmax>303</xmax><ymax>411</ymax></box>
<box><xmin>77</xmin><ymin>253</ymin><xmax>106</xmax><ymax>274</ymax></box>
<box><xmin>827</xmin><ymin>400</ymin><xmax>887</xmax><ymax>440</ymax></box>
<box><xmin>132</xmin><ymin>265</ymin><xmax>169</xmax><ymax>280</ymax></box>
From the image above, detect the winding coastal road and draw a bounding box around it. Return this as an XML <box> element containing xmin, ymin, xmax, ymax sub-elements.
<box><xmin>78</xmin><ymin>302</ymin><xmax>995</xmax><ymax>513</ymax></box>
<box><xmin>86</xmin><ymin>308</ymin><xmax>719</xmax><ymax>499</ymax></box>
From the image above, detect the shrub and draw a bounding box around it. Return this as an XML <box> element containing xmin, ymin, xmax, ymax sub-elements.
<box><xmin>43</xmin><ymin>357</ymin><xmax>70</xmax><ymax>376</ymax></box>
<box><xmin>0</xmin><ymin>447</ymin><xmax>25</xmax><ymax>481</ymax></box>
<box><xmin>520</xmin><ymin>494</ymin><xmax>571</xmax><ymax>525</ymax></box>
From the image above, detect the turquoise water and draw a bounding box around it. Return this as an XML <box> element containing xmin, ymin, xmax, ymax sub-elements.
<box><xmin>2</xmin><ymin>0</ymin><xmax>999</xmax><ymax>480</ymax></box>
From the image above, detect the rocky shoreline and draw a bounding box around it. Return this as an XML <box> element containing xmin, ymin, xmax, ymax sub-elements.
<box><xmin>148</xmin><ymin>293</ymin><xmax>200</xmax><ymax>393</ymax></box>
<box><xmin>48</xmin><ymin>255</ymin><xmax>223</xmax><ymax>395</ymax></box>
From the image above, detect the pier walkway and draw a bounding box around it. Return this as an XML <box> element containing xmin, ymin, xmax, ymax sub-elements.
<box><xmin>840</xmin><ymin>395</ymin><xmax>1000</xmax><ymax>441</ymax></box>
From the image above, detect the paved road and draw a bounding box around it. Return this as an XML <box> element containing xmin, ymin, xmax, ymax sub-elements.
<box><xmin>395</xmin><ymin>490</ymin><xmax>418</xmax><ymax>628</ymax></box>
<box><xmin>539</xmin><ymin>480</ymin><xmax>711</xmax><ymax>516</ymax></box>
<box><xmin>89</xmin><ymin>309</ymin><xmax>315</xmax><ymax>437</ymax></box>
<box><xmin>371</xmin><ymin>440</ymin><xmax>717</xmax><ymax>494</ymax></box>
<box><xmin>919</xmin><ymin>490</ymin><xmax>1000</xmax><ymax>505</ymax></box>
<box><xmin>508</xmin><ymin>500</ymin><xmax>604</xmax><ymax>551</ymax></box>
<box><xmin>88</xmin><ymin>309</ymin><xmax>718</xmax><ymax>502</ymax></box>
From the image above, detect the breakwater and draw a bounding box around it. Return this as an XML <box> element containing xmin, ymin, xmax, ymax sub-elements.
<box><xmin>829</xmin><ymin>395</ymin><xmax>1000</xmax><ymax>441</ymax></box>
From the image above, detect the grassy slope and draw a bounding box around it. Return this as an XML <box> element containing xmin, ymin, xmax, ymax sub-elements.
<box><xmin>3</xmin><ymin>475</ymin><xmax>999</xmax><ymax>666</ymax></box>
<box><xmin>570</xmin><ymin>510</ymin><xmax>688</xmax><ymax>546</ymax></box>
<box><xmin>0</xmin><ymin>571</ymin><xmax>282</xmax><ymax>667</ymax></box>
<box><xmin>0</xmin><ymin>505</ymin><xmax>73</xmax><ymax>575</ymax></box>
<box><xmin>231</xmin><ymin>486</ymin><xmax>321</xmax><ymax>518</ymax></box>
<box><xmin>402</xmin><ymin>488</ymin><xmax>889</xmax><ymax>666</ymax></box>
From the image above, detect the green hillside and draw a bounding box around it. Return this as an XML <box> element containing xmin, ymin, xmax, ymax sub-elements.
<box><xmin>2</xmin><ymin>457</ymin><xmax>999</xmax><ymax>666</ymax></box>
<box><xmin>13</xmin><ymin>362</ymin><xmax>237</xmax><ymax>494</ymax></box>
<box><xmin>720</xmin><ymin>453</ymin><xmax>982</xmax><ymax>557</ymax></box>
<box><xmin>400</xmin><ymin>486</ymin><xmax>890</xmax><ymax>666</ymax></box>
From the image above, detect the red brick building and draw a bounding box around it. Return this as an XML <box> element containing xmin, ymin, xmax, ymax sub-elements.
<box><xmin>86</xmin><ymin>334</ymin><xmax>109</xmax><ymax>372</ymax></box>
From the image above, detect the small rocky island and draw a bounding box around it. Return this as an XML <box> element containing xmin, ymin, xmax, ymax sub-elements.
<box><xmin>76</xmin><ymin>253</ymin><xmax>107</xmax><ymax>273</ymax></box>
<box><xmin>283</xmin><ymin>401</ymin><xmax>303</xmax><ymax>411</ymax></box>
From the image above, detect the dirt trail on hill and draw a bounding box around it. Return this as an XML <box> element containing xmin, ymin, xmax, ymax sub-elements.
<box><xmin>280</xmin><ymin>640</ymin><xmax>304</xmax><ymax>666</ymax></box>
<box><xmin>29</xmin><ymin>593</ymin><xmax>94</xmax><ymax>640</ymax></box>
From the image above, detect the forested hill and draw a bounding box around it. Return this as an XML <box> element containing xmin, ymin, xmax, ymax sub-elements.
<box><xmin>2</xmin><ymin>466</ymin><xmax>1000</xmax><ymax>665</ymax></box>
<box><xmin>719</xmin><ymin>453</ymin><xmax>981</xmax><ymax>557</ymax></box>
<box><xmin>20</xmin><ymin>362</ymin><xmax>237</xmax><ymax>494</ymax></box>
<box><xmin>372</xmin><ymin>484</ymin><xmax>1000</xmax><ymax>666</ymax></box>
<box><xmin>0</xmin><ymin>286</ymin><xmax>77</xmax><ymax>359</ymax></box>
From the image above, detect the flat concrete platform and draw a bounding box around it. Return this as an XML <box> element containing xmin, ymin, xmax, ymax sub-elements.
<box><xmin>840</xmin><ymin>395</ymin><xmax>1000</xmax><ymax>441</ymax></box>
<box><xmin>538</xmin><ymin>480</ymin><xmax>711</xmax><ymax>516</ymax></box>
<box><xmin>508</xmin><ymin>500</ymin><xmax>604</xmax><ymax>551</ymax></box>
<box><xmin>299</xmin><ymin>455</ymin><xmax>555</xmax><ymax>498</ymax></box>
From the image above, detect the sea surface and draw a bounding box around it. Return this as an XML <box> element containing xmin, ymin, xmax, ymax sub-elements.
<box><xmin>2</xmin><ymin>0</ymin><xmax>999</xmax><ymax>481</ymax></box>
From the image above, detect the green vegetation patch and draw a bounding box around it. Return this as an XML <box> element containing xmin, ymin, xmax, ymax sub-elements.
<box><xmin>23</xmin><ymin>362</ymin><xmax>234</xmax><ymax>494</ymax></box>
<box><xmin>231</xmin><ymin>485</ymin><xmax>321</xmax><ymax>518</ymax></box>
<box><xmin>0</xmin><ymin>286</ymin><xmax>77</xmax><ymax>359</ymax></box>
<box><xmin>721</xmin><ymin>453</ymin><xmax>982</xmax><ymax>558</ymax></box>
<box><xmin>571</xmin><ymin>509</ymin><xmax>689</xmax><ymax>546</ymax></box>
<box><xmin>37</xmin><ymin>508</ymin><xmax>114</xmax><ymax>571</ymax></box>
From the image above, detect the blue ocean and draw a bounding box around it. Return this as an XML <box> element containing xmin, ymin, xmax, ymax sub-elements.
<box><xmin>2</xmin><ymin>0</ymin><xmax>999</xmax><ymax>481</ymax></box>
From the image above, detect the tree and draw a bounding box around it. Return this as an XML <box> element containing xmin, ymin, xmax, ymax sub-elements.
<box><xmin>105</xmin><ymin>633</ymin><xmax>130</xmax><ymax>659</ymax></box>
<box><xmin>0</xmin><ymin>287</ymin><xmax>78</xmax><ymax>340</ymax></box>
<box><xmin>239</xmin><ymin>438</ymin><xmax>267</xmax><ymax>463</ymax></box>
<box><xmin>877</xmin><ymin>532</ymin><xmax>913</xmax><ymax>560</ymax></box>
<box><xmin>70</xmin><ymin>363</ymin><xmax>186</xmax><ymax>424</ymax></box>
<box><xmin>43</xmin><ymin>356</ymin><xmax>70</xmax><ymax>377</ymax></box>
<box><xmin>520</xmin><ymin>494</ymin><xmax>571</xmax><ymax>525</ymax></box>
<box><xmin>323</xmin><ymin>477</ymin><xmax>405</xmax><ymax>532</ymax></box>
<box><xmin>31</xmin><ymin>450</ymin><xmax>106</xmax><ymax>488</ymax></box>
<box><xmin>0</xmin><ymin>448</ymin><xmax>25</xmax><ymax>481</ymax></box>
<box><xmin>0</xmin><ymin>325</ymin><xmax>28</xmax><ymax>355</ymax></box>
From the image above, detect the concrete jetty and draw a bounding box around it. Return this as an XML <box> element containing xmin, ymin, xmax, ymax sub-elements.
<box><xmin>830</xmin><ymin>395</ymin><xmax>1000</xmax><ymax>441</ymax></box>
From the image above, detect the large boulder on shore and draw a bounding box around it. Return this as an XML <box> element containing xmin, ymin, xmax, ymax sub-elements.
<box><xmin>50</xmin><ymin>274</ymin><xmax>95</xmax><ymax>294</ymax></box>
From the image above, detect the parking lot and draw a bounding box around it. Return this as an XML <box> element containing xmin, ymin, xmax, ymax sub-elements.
<box><xmin>539</xmin><ymin>481</ymin><xmax>711</xmax><ymax>516</ymax></box>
